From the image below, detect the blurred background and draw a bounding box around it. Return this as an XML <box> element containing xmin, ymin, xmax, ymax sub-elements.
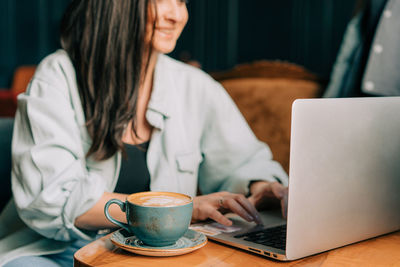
<box><xmin>0</xmin><ymin>0</ymin><xmax>357</xmax><ymax>89</ymax></box>
<box><xmin>0</xmin><ymin>0</ymin><xmax>359</xmax><ymax>199</ymax></box>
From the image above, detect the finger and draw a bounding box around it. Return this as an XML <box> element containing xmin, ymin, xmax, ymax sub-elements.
<box><xmin>247</xmin><ymin>195</ymin><xmax>256</xmax><ymax>206</ymax></box>
<box><xmin>281</xmin><ymin>194</ymin><xmax>288</xmax><ymax>219</ymax></box>
<box><xmin>223</xmin><ymin>198</ymin><xmax>254</xmax><ymax>222</ymax></box>
<box><xmin>272</xmin><ymin>183</ymin><xmax>288</xmax><ymax>199</ymax></box>
<box><xmin>234</xmin><ymin>195</ymin><xmax>263</xmax><ymax>225</ymax></box>
<box><xmin>209</xmin><ymin>209</ymin><xmax>232</xmax><ymax>226</ymax></box>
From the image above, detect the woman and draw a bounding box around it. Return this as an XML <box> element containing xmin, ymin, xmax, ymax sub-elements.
<box><xmin>0</xmin><ymin>0</ymin><xmax>288</xmax><ymax>265</ymax></box>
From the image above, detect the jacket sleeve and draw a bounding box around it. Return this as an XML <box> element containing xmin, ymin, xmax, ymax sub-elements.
<box><xmin>11</xmin><ymin>74</ymin><xmax>107</xmax><ymax>242</ymax></box>
<box><xmin>198</xmin><ymin>80</ymin><xmax>288</xmax><ymax>195</ymax></box>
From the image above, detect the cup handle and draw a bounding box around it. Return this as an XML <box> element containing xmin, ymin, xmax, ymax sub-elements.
<box><xmin>104</xmin><ymin>199</ymin><xmax>131</xmax><ymax>233</ymax></box>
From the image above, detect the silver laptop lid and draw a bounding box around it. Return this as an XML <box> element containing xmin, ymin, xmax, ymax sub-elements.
<box><xmin>286</xmin><ymin>97</ymin><xmax>400</xmax><ymax>260</ymax></box>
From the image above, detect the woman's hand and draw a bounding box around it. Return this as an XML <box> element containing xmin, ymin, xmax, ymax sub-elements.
<box><xmin>247</xmin><ymin>181</ymin><xmax>288</xmax><ymax>219</ymax></box>
<box><xmin>192</xmin><ymin>192</ymin><xmax>262</xmax><ymax>226</ymax></box>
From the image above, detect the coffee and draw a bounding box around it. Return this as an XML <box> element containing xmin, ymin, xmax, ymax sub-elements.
<box><xmin>105</xmin><ymin>191</ymin><xmax>193</xmax><ymax>247</ymax></box>
<box><xmin>129</xmin><ymin>192</ymin><xmax>191</xmax><ymax>207</ymax></box>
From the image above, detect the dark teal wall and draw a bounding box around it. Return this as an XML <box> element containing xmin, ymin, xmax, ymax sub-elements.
<box><xmin>0</xmin><ymin>0</ymin><xmax>356</xmax><ymax>88</ymax></box>
<box><xmin>172</xmin><ymin>0</ymin><xmax>356</xmax><ymax>78</ymax></box>
<box><xmin>0</xmin><ymin>0</ymin><xmax>71</xmax><ymax>87</ymax></box>
<box><xmin>237</xmin><ymin>0</ymin><xmax>356</xmax><ymax>77</ymax></box>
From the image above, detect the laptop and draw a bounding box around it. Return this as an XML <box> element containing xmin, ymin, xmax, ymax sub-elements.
<box><xmin>191</xmin><ymin>97</ymin><xmax>400</xmax><ymax>261</ymax></box>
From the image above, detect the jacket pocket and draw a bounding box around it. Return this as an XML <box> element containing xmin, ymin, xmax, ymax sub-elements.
<box><xmin>175</xmin><ymin>151</ymin><xmax>203</xmax><ymax>173</ymax></box>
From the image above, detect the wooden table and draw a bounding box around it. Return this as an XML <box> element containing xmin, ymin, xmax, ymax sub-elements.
<box><xmin>74</xmin><ymin>231</ymin><xmax>400</xmax><ymax>266</ymax></box>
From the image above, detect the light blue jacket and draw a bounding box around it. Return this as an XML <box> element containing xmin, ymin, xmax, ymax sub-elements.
<box><xmin>0</xmin><ymin>50</ymin><xmax>288</xmax><ymax>264</ymax></box>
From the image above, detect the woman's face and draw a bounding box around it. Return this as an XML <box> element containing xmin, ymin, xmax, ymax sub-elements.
<box><xmin>147</xmin><ymin>0</ymin><xmax>189</xmax><ymax>54</ymax></box>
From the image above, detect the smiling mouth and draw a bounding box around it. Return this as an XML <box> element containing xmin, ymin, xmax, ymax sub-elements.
<box><xmin>156</xmin><ymin>28</ymin><xmax>174</xmax><ymax>38</ymax></box>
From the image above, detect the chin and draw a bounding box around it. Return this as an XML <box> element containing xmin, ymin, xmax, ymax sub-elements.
<box><xmin>153</xmin><ymin>42</ymin><xmax>177</xmax><ymax>54</ymax></box>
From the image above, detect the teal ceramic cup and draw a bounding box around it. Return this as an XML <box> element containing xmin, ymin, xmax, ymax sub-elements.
<box><xmin>104</xmin><ymin>191</ymin><xmax>193</xmax><ymax>247</ymax></box>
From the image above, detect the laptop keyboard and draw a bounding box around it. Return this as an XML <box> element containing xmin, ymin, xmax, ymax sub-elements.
<box><xmin>234</xmin><ymin>225</ymin><xmax>287</xmax><ymax>250</ymax></box>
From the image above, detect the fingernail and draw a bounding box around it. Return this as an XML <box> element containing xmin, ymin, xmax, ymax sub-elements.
<box><xmin>254</xmin><ymin>214</ymin><xmax>262</xmax><ymax>224</ymax></box>
<box><xmin>247</xmin><ymin>215</ymin><xmax>254</xmax><ymax>221</ymax></box>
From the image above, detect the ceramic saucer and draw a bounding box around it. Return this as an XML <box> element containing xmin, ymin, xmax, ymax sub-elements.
<box><xmin>110</xmin><ymin>229</ymin><xmax>207</xmax><ymax>256</ymax></box>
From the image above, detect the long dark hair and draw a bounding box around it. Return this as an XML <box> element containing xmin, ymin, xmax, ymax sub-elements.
<box><xmin>60</xmin><ymin>0</ymin><xmax>152</xmax><ymax>161</ymax></box>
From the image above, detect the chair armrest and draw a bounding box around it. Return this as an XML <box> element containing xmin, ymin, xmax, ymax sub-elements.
<box><xmin>0</xmin><ymin>91</ymin><xmax>18</xmax><ymax>117</ymax></box>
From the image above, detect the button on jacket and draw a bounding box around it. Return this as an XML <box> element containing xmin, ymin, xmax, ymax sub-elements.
<box><xmin>0</xmin><ymin>50</ymin><xmax>288</xmax><ymax>264</ymax></box>
<box><xmin>362</xmin><ymin>0</ymin><xmax>400</xmax><ymax>95</ymax></box>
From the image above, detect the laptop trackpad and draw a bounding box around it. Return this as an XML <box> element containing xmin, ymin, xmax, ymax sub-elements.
<box><xmin>229</xmin><ymin>209</ymin><xmax>286</xmax><ymax>235</ymax></box>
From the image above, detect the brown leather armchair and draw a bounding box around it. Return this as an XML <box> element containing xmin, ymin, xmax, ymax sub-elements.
<box><xmin>0</xmin><ymin>66</ymin><xmax>36</xmax><ymax>117</ymax></box>
<box><xmin>212</xmin><ymin>61</ymin><xmax>322</xmax><ymax>173</ymax></box>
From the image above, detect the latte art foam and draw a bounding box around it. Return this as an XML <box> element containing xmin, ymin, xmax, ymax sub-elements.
<box><xmin>132</xmin><ymin>195</ymin><xmax>191</xmax><ymax>207</ymax></box>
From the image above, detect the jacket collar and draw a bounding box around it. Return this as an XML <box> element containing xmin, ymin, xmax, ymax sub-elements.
<box><xmin>147</xmin><ymin>54</ymin><xmax>173</xmax><ymax>121</ymax></box>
